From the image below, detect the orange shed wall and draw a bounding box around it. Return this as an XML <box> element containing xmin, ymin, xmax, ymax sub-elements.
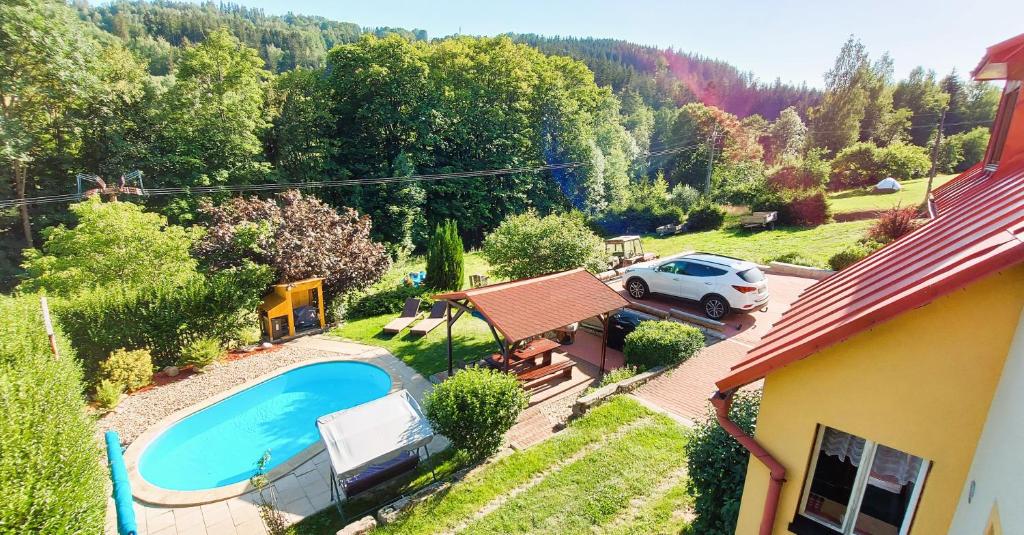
<box><xmin>733</xmin><ymin>264</ymin><xmax>1024</xmax><ymax>534</ymax></box>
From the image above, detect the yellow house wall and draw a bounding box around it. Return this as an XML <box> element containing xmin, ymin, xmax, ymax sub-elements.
<box><xmin>734</xmin><ymin>264</ymin><xmax>1024</xmax><ymax>534</ymax></box>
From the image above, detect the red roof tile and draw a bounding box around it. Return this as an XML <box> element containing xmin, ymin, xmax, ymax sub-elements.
<box><xmin>434</xmin><ymin>269</ymin><xmax>629</xmax><ymax>343</ymax></box>
<box><xmin>717</xmin><ymin>157</ymin><xmax>1024</xmax><ymax>392</ymax></box>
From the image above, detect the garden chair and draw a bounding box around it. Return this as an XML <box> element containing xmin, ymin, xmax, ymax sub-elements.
<box><xmin>382</xmin><ymin>298</ymin><xmax>422</xmax><ymax>334</ymax></box>
<box><xmin>409</xmin><ymin>301</ymin><xmax>447</xmax><ymax>336</ymax></box>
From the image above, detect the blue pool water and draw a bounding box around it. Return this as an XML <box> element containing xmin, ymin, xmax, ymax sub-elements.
<box><xmin>139</xmin><ymin>361</ymin><xmax>391</xmax><ymax>491</ymax></box>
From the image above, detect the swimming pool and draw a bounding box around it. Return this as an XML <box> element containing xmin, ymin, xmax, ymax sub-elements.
<box><xmin>138</xmin><ymin>361</ymin><xmax>392</xmax><ymax>491</ymax></box>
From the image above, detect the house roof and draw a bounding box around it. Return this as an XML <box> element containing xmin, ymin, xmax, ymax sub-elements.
<box><xmin>716</xmin><ymin>156</ymin><xmax>1024</xmax><ymax>392</ymax></box>
<box><xmin>974</xmin><ymin>33</ymin><xmax>1024</xmax><ymax>80</ymax></box>
<box><xmin>434</xmin><ymin>268</ymin><xmax>629</xmax><ymax>343</ymax></box>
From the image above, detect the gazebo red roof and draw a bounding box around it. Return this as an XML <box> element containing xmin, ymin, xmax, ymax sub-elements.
<box><xmin>717</xmin><ymin>156</ymin><xmax>1024</xmax><ymax>392</ymax></box>
<box><xmin>434</xmin><ymin>268</ymin><xmax>629</xmax><ymax>343</ymax></box>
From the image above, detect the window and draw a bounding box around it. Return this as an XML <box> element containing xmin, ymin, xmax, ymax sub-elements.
<box><xmin>987</xmin><ymin>84</ymin><xmax>1019</xmax><ymax>168</ymax></box>
<box><xmin>683</xmin><ymin>262</ymin><xmax>727</xmax><ymax>277</ymax></box>
<box><xmin>658</xmin><ymin>261</ymin><xmax>687</xmax><ymax>274</ymax></box>
<box><xmin>792</xmin><ymin>426</ymin><xmax>929</xmax><ymax>535</ymax></box>
<box><xmin>738</xmin><ymin>267</ymin><xmax>766</xmax><ymax>283</ymax></box>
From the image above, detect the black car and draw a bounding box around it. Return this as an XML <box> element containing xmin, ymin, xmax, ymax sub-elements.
<box><xmin>606</xmin><ymin>308</ymin><xmax>657</xmax><ymax>351</ymax></box>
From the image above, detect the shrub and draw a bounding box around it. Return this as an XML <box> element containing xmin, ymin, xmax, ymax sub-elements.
<box><xmin>764</xmin><ymin>251</ymin><xmax>815</xmax><ymax>267</ymax></box>
<box><xmin>828</xmin><ymin>241</ymin><xmax>882</xmax><ymax>271</ymax></box>
<box><xmin>669</xmin><ymin>183</ymin><xmax>702</xmax><ymax>212</ymax></box>
<box><xmin>99</xmin><ymin>348</ymin><xmax>153</xmax><ymax>392</ymax></box>
<box><xmin>55</xmin><ymin>262</ymin><xmax>273</xmax><ymax>377</ymax></box>
<box><xmin>766</xmin><ymin>162</ymin><xmax>824</xmax><ymax>190</ymax></box>
<box><xmin>600</xmin><ymin>365</ymin><xmax>640</xmax><ymax>386</ymax></box>
<box><xmin>482</xmin><ymin>211</ymin><xmax>606</xmax><ymax>280</ymax></box>
<box><xmin>0</xmin><ymin>295</ymin><xmax>106</xmax><ymax>532</ymax></box>
<box><xmin>594</xmin><ymin>204</ymin><xmax>685</xmax><ymax>235</ymax></box>
<box><xmin>876</xmin><ymin>142</ymin><xmax>931</xmax><ymax>180</ymax></box>
<box><xmin>869</xmin><ymin>206</ymin><xmax>921</xmax><ymax>243</ymax></box>
<box><xmin>831</xmin><ymin>141</ymin><xmax>931</xmax><ymax>189</ymax></box>
<box><xmin>955</xmin><ymin>127</ymin><xmax>990</xmax><ymax>172</ymax></box>
<box><xmin>624</xmin><ymin>321</ymin><xmax>705</xmax><ymax>369</ymax></box>
<box><xmin>424</xmin><ymin>366</ymin><xmax>528</xmax><ymax>460</ymax></box>
<box><xmin>778</xmin><ymin>188</ymin><xmax>831</xmax><ymax>227</ymax></box>
<box><xmin>94</xmin><ymin>379</ymin><xmax>124</xmax><ymax>409</ymax></box>
<box><xmin>685</xmin><ymin>390</ymin><xmax>761</xmax><ymax>535</ymax></box>
<box><xmin>345</xmin><ymin>284</ymin><xmax>428</xmax><ymax>320</ymax></box>
<box><xmin>425</xmin><ymin>220</ymin><xmax>465</xmax><ymax>292</ymax></box>
<box><xmin>686</xmin><ymin>200</ymin><xmax>726</xmax><ymax>231</ymax></box>
<box><xmin>180</xmin><ymin>337</ymin><xmax>223</xmax><ymax>370</ymax></box>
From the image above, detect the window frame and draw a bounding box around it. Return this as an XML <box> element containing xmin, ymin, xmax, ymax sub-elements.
<box><xmin>795</xmin><ymin>425</ymin><xmax>930</xmax><ymax>535</ymax></box>
<box><xmin>985</xmin><ymin>81</ymin><xmax>1020</xmax><ymax>169</ymax></box>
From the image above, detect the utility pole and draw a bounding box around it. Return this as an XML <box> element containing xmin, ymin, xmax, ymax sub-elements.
<box><xmin>704</xmin><ymin>125</ymin><xmax>720</xmax><ymax>196</ymax></box>
<box><xmin>925</xmin><ymin>110</ymin><xmax>947</xmax><ymax>207</ymax></box>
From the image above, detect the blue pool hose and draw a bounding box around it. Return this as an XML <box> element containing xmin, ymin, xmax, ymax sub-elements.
<box><xmin>105</xmin><ymin>431</ymin><xmax>138</xmax><ymax>535</ymax></box>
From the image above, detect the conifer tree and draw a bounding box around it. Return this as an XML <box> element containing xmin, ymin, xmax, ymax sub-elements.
<box><xmin>426</xmin><ymin>220</ymin><xmax>465</xmax><ymax>291</ymax></box>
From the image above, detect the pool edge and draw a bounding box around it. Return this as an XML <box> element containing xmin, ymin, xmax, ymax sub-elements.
<box><xmin>123</xmin><ymin>355</ymin><xmax>405</xmax><ymax>506</ymax></box>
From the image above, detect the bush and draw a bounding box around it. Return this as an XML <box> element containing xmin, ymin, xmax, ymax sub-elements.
<box><xmin>669</xmin><ymin>183</ymin><xmax>702</xmax><ymax>212</ymax></box>
<box><xmin>594</xmin><ymin>204</ymin><xmax>685</xmax><ymax>235</ymax></box>
<box><xmin>55</xmin><ymin>262</ymin><xmax>273</xmax><ymax>377</ymax></box>
<box><xmin>0</xmin><ymin>295</ymin><xmax>106</xmax><ymax>532</ymax></box>
<box><xmin>831</xmin><ymin>141</ymin><xmax>931</xmax><ymax>189</ymax></box>
<box><xmin>686</xmin><ymin>200</ymin><xmax>726</xmax><ymax>231</ymax></box>
<box><xmin>99</xmin><ymin>348</ymin><xmax>153</xmax><ymax>392</ymax></box>
<box><xmin>425</xmin><ymin>220</ymin><xmax>465</xmax><ymax>292</ymax></box>
<box><xmin>779</xmin><ymin>188</ymin><xmax>831</xmax><ymax>227</ymax></box>
<box><xmin>943</xmin><ymin>127</ymin><xmax>990</xmax><ymax>172</ymax></box>
<box><xmin>624</xmin><ymin>321</ymin><xmax>705</xmax><ymax>369</ymax></box>
<box><xmin>345</xmin><ymin>284</ymin><xmax>428</xmax><ymax>320</ymax></box>
<box><xmin>764</xmin><ymin>251</ymin><xmax>815</xmax><ymax>267</ymax></box>
<box><xmin>869</xmin><ymin>206</ymin><xmax>921</xmax><ymax>243</ymax></box>
<box><xmin>828</xmin><ymin>241</ymin><xmax>882</xmax><ymax>270</ymax></box>
<box><xmin>482</xmin><ymin>211</ymin><xmax>606</xmax><ymax>280</ymax></box>
<box><xmin>685</xmin><ymin>390</ymin><xmax>761</xmax><ymax>535</ymax></box>
<box><xmin>600</xmin><ymin>365</ymin><xmax>640</xmax><ymax>386</ymax></box>
<box><xmin>94</xmin><ymin>379</ymin><xmax>124</xmax><ymax>409</ymax></box>
<box><xmin>424</xmin><ymin>366</ymin><xmax>528</xmax><ymax>460</ymax></box>
<box><xmin>876</xmin><ymin>142</ymin><xmax>931</xmax><ymax>180</ymax></box>
<box><xmin>180</xmin><ymin>337</ymin><xmax>223</xmax><ymax>369</ymax></box>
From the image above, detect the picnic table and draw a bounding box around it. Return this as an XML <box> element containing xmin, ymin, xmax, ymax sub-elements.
<box><xmin>486</xmin><ymin>337</ymin><xmax>561</xmax><ymax>369</ymax></box>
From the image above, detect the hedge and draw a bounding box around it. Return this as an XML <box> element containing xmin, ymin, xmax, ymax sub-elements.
<box><xmin>345</xmin><ymin>284</ymin><xmax>429</xmax><ymax>320</ymax></box>
<box><xmin>623</xmin><ymin>321</ymin><xmax>705</xmax><ymax>369</ymax></box>
<box><xmin>685</xmin><ymin>390</ymin><xmax>761</xmax><ymax>535</ymax></box>
<box><xmin>0</xmin><ymin>294</ymin><xmax>107</xmax><ymax>533</ymax></box>
<box><xmin>56</xmin><ymin>263</ymin><xmax>273</xmax><ymax>379</ymax></box>
<box><xmin>686</xmin><ymin>200</ymin><xmax>726</xmax><ymax>231</ymax></box>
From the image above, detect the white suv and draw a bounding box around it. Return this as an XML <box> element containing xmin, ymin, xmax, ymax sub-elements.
<box><xmin>622</xmin><ymin>253</ymin><xmax>769</xmax><ymax>320</ymax></box>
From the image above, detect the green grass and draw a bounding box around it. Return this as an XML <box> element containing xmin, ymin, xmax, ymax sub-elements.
<box><xmin>827</xmin><ymin>174</ymin><xmax>956</xmax><ymax>214</ymax></box>
<box><xmin>369</xmin><ymin>396</ymin><xmax>690</xmax><ymax>535</ymax></box>
<box><xmin>331</xmin><ymin>310</ymin><xmax>498</xmax><ymax>378</ymax></box>
<box><xmin>641</xmin><ymin>220</ymin><xmax>873</xmax><ymax>269</ymax></box>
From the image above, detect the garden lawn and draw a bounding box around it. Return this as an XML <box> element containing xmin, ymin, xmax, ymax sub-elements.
<box><xmin>366</xmin><ymin>396</ymin><xmax>692</xmax><ymax>535</ymax></box>
<box><xmin>827</xmin><ymin>174</ymin><xmax>956</xmax><ymax>214</ymax></box>
<box><xmin>331</xmin><ymin>311</ymin><xmax>498</xmax><ymax>378</ymax></box>
<box><xmin>641</xmin><ymin>220</ymin><xmax>874</xmax><ymax>269</ymax></box>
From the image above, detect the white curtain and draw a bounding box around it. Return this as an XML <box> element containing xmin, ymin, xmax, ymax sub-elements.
<box><xmin>820</xmin><ymin>428</ymin><xmax>922</xmax><ymax>487</ymax></box>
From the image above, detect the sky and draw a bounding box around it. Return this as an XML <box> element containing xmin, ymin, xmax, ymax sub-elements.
<box><xmin>210</xmin><ymin>0</ymin><xmax>1024</xmax><ymax>88</ymax></box>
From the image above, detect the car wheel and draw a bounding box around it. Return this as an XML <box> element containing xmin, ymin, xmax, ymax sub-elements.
<box><xmin>702</xmin><ymin>294</ymin><xmax>729</xmax><ymax>320</ymax></box>
<box><xmin>626</xmin><ymin>278</ymin><xmax>649</xmax><ymax>299</ymax></box>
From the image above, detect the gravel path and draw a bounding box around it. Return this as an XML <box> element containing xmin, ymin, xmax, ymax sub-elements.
<box><xmin>97</xmin><ymin>345</ymin><xmax>344</xmax><ymax>444</ymax></box>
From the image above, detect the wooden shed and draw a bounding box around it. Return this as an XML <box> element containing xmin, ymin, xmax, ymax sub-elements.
<box><xmin>259</xmin><ymin>278</ymin><xmax>326</xmax><ymax>341</ymax></box>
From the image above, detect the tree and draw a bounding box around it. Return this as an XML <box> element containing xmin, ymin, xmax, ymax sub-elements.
<box><xmin>425</xmin><ymin>220</ymin><xmax>465</xmax><ymax>292</ymax></box>
<box><xmin>765</xmin><ymin>106</ymin><xmax>807</xmax><ymax>164</ymax></box>
<box><xmin>665</xmin><ymin>102</ymin><xmax>762</xmax><ymax>190</ymax></box>
<box><xmin>0</xmin><ymin>0</ymin><xmax>102</xmax><ymax>246</ymax></box>
<box><xmin>859</xmin><ymin>53</ymin><xmax>896</xmax><ymax>143</ymax></box>
<box><xmin>20</xmin><ymin>198</ymin><xmax>199</xmax><ymax>297</ymax></box>
<box><xmin>193</xmin><ymin>190</ymin><xmax>390</xmax><ymax>296</ymax></box>
<box><xmin>152</xmin><ymin>27</ymin><xmax>271</xmax><ymax>214</ymax></box>
<box><xmin>481</xmin><ymin>211</ymin><xmax>606</xmax><ymax>280</ymax></box>
<box><xmin>809</xmin><ymin>37</ymin><xmax>871</xmax><ymax>153</ymax></box>
<box><xmin>893</xmin><ymin>66</ymin><xmax>950</xmax><ymax>146</ymax></box>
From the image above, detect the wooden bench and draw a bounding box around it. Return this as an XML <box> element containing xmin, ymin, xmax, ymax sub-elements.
<box><xmin>516</xmin><ymin>360</ymin><xmax>575</xmax><ymax>389</ymax></box>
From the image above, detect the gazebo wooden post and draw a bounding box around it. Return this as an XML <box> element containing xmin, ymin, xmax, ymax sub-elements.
<box><xmin>599</xmin><ymin>312</ymin><xmax>611</xmax><ymax>381</ymax></box>
<box><xmin>446</xmin><ymin>301</ymin><xmax>453</xmax><ymax>378</ymax></box>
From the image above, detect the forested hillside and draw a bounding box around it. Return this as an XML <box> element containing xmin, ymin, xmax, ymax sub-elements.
<box><xmin>0</xmin><ymin>0</ymin><xmax>1002</xmax><ymax>291</ymax></box>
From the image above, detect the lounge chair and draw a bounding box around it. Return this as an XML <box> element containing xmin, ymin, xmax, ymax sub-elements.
<box><xmin>410</xmin><ymin>301</ymin><xmax>447</xmax><ymax>336</ymax></box>
<box><xmin>382</xmin><ymin>298</ymin><xmax>422</xmax><ymax>334</ymax></box>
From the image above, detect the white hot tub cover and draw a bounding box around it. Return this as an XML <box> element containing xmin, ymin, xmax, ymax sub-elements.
<box><xmin>316</xmin><ymin>389</ymin><xmax>434</xmax><ymax>478</ymax></box>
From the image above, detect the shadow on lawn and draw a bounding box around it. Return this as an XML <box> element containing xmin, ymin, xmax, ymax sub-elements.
<box><xmin>373</xmin><ymin>329</ymin><xmax>500</xmax><ymax>377</ymax></box>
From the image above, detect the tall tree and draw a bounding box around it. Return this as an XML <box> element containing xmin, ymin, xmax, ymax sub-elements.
<box><xmin>808</xmin><ymin>37</ymin><xmax>870</xmax><ymax>154</ymax></box>
<box><xmin>860</xmin><ymin>53</ymin><xmax>896</xmax><ymax>143</ymax></box>
<box><xmin>765</xmin><ymin>106</ymin><xmax>807</xmax><ymax>164</ymax></box>
<box><xmin>893</xmin><ymin>66</ymin><xmax>950</xmax><ymax>146</ymax></box>
<box><xmin>425</xmin><ymin>219</ymin><xmax>464</xmax><ymax>292</ymax></box>
<box><xmin>0</xmin><ymin>0</ymin><xmax>100</xmax><ymax>246</ymax></box>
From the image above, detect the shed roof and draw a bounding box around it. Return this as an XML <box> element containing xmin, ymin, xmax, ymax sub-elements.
<box><xmin>717</xmin><ymin>156</ymin><xmax>1024</xmax><ymax>392</ymax></box>
<box><xmin>434</xmin><ymin>268</ymin><xmax>629</xmax><ymax>343</ymax></box>
<box><xmin>974</xmin><ymin>33</ymin><xmax>1024</xmax><ymax>80</ymax></box>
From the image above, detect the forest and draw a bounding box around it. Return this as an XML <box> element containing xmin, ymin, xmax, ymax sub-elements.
<box><xmin>0</xmin><ymin>0</ymin><xmax>1002</xmax><ymax>290</ymax></box>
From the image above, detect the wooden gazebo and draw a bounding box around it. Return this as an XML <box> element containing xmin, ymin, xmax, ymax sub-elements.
<box><xmin>434</xmin><ymin>268</ymin><xmax>630</xmax><ymax>382</ymax></box>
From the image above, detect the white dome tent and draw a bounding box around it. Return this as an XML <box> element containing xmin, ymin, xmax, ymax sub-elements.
<box><xmin>875</xmin><ymin>177</ymin><xmax>901</xmax><ymax>192</ymax></box>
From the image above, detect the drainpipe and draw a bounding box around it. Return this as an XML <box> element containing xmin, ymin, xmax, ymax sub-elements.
<box><xmin>710</xmin><ymin>389</ymin><xmax>786</xmax><ymax>535</ymax></box>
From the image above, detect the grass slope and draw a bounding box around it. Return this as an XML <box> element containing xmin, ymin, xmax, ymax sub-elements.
<box><xmin>827</xmin><ymin>174</ymin><xmax>956</xmax><ymax>214</ymax></box>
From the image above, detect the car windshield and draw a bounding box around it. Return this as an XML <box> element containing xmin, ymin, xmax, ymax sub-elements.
<box><xmin>737</xmin><ymin>267</ymin><xmax>765</xmax><ymax>283</ymax></box>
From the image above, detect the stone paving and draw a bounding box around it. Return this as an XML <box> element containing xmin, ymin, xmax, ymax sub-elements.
<box><xmin>105</xmin><ymin>336</ymin><xmax>444</xmax><ymax>535</ymax></box>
